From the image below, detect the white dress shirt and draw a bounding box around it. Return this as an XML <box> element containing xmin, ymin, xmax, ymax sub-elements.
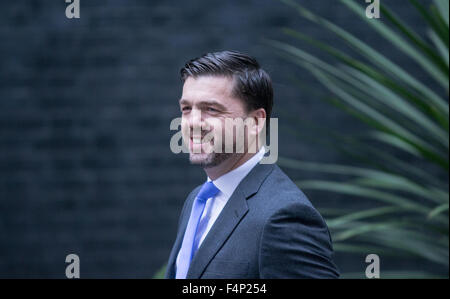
<box><xmin>176</xmin><ymin>146</ymin><xmax>266</xmax><ymax>269</ymax></box>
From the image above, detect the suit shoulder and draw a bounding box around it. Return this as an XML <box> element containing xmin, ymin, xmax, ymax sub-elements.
<box><xmin>258</xmin><ymin>164</ymin><xmax>314</xmax><ymax>209</ymax></box>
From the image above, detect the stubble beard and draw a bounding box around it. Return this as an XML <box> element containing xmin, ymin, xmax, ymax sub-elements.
<box><xmin>189</xmin><ymin>151</ymin><xmax>233</xmax><ymax>168</ymax></box>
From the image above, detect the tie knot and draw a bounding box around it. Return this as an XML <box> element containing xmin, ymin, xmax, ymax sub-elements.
<box><xmin>196</xmin><ymin>181</ymin><xmax>220</xmax><ymax>202</ymax></box>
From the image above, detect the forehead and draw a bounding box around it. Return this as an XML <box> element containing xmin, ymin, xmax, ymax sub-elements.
<box><xmin>180</xmin><ymin>75</ymin><xmax>240</xmax><ymax>105</ymax></box>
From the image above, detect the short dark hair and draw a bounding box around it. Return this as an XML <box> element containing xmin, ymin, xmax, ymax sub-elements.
<box><xmin>180</xmin><ymin>51</ymin><xmax>273</xmax><ymax>122</ymax></box>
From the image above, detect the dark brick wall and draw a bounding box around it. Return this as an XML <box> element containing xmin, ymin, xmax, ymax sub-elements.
<box><xmin>0</xmin><ymin>0</ymin><xmax>437</xmax><ymax>278</ymax></box>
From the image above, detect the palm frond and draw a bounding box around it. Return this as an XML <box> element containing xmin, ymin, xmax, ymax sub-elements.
<box><xmin>272</xmin><ymin>0</ymin><xmax>449</xmax><ymax>277</ymax></box>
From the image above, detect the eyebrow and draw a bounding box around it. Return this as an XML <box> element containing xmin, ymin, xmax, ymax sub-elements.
<box><xmin>179</xmin><ymin>99</ymin><xmax>227</xmax><ymax>111</ymax></box>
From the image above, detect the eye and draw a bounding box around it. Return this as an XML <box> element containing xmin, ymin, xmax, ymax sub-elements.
<box><xmin>181</xmin><ymin>106</ymin><xmax>191</xmax><ymax>112</ymax></box>
<box><xmin>207</xmin><ymin>107</ymin><xmax>218</xmax><ymax>113</ymax></box>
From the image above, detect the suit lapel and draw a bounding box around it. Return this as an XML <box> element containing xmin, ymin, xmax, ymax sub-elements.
<box><xmin>186</xmin><ymin>163</ymin><xmax>275</xmax><ymax>279</ymax></box>
<box><xmin>186</xmin><ymin>187</ymin><xmax>248</xmax><ymax>278</ymax></box>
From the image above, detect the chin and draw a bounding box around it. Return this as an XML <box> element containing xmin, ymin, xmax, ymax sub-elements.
<box><xmin>189</xmin><ymin>153</ymin><xmax>211</xmax><ymax>163</ymax></box>
<box><xmin>189</xmin><ymin>152</ymin><xmax>233</xmax><ymax>168</ymax></box>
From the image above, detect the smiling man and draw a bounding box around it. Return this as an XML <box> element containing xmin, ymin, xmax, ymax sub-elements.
<box><xmin>165</xmin><ymin>51</ymin><xmax>339</xmax><ymax>279</ymax></box>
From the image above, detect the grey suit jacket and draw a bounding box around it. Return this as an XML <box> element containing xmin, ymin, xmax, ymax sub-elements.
<box><xmin>165</xmin><ymin>163</ymin><xmax>339</xmax><ymax>279</ymax></box>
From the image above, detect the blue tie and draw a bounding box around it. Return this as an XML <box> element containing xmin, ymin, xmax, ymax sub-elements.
<box><xmin>175</xmin><ymin>181</ymin><xmax>220</xmax><ymax>279</ymax></box>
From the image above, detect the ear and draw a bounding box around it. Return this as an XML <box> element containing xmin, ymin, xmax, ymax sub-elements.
<box><xmin>248</xmin><ymin>108</ymin><xmax>267</xmax><ymax>137</ymax></box>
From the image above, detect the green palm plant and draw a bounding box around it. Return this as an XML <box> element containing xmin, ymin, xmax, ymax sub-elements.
<box><xmin>268</xmin><ymin>0</ymin><xmax>449</xmax><ymax>278</ymax></box>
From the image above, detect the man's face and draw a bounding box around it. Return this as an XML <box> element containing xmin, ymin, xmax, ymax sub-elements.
<box><xmin>179</xmin><ymin>75</ymin><xmax>249</xmax><ymax>167</ymax></box>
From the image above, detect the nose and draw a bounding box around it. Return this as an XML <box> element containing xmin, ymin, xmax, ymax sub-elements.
<box><xmin>186</xmin><ymin>108</ymin><xmax>205</xmax><ymax>136</ymax></box>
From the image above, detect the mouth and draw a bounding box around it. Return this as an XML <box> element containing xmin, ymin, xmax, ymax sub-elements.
<box><xmin>189</xmin><ymin>136</ymin><xmax>213</xmax><ymax>153</ymax></box>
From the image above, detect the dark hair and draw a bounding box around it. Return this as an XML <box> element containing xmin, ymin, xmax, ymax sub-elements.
<box><xmin>180</xmin><ymin>51</ymin><xmax>273</xmax><ymax>123</ymax></box>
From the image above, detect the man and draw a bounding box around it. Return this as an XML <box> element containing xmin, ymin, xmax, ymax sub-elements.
<box><xmin>165</xmin><ymin>51</ymin><xmax>339</xmax><ymax>279</ymax></box>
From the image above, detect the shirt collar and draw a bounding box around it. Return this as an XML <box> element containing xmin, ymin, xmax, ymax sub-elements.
<box><xmin>207</xmin><ymin>146</ymin><xmax>266</xmax><ymax>198</ymax></box>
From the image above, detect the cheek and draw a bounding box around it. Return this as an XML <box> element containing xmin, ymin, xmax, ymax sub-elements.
<box><xmin>205</xmin><ymin>118</ymin><xmax>222</xmax><ymax>136</ymax></box>
<box><xmin>181</xmin><ymin>118</ymin><xmax>190</xmax><ymax>138</ymax></box>
<box><xmin>222</xmin><ymin>121</ymin><xmax>236</xmax><ymax>142</ymax></box>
